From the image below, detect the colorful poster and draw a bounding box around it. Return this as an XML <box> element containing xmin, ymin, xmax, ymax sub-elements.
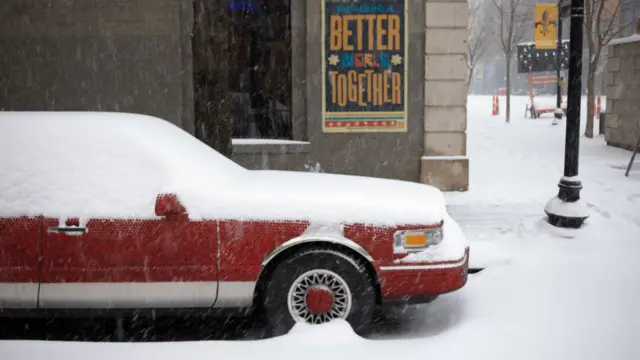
<box><xmin>321</xmin><ymin>0</ymin><xmax>408</xmax><ymax>133</ymax></box>
<box><xmin>534</xmin><ymin>4</ymin><xmax>558</xmax><ymax>50</ymax></box>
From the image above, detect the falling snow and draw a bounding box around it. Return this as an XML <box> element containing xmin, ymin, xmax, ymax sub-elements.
<box><xmin>2</xmin><ymin>95</ymin><xmax>639</xmax><ymax>359</ymax></box>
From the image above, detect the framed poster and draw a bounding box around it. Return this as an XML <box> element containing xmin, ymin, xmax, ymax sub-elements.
<box><xmin>321</xmin><ymin>0</ymin><xmax>408</xmax><ymax>133</ymax></box>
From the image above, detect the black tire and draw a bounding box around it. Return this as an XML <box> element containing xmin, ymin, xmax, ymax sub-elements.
<box><xmin>262</xmin><ymin>248</ymin><xmax>376</xmax><ymax>337</ymax></box>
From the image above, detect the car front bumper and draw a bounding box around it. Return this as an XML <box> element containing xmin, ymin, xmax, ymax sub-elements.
<box><xmin>376</xmin><ymin>247</ymin><xmax>470</xmax><ymax>305</ymax></box>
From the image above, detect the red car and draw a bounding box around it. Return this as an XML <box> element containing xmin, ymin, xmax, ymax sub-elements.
<box><xmin>0</xmin><ymin>112</ymin><xmax>469</xmax><ymax>335</ymax></box>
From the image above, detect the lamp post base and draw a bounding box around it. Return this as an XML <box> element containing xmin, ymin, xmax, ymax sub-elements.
<box><xmin>552</xmin><ymin>108</ymin><xmax>563</xmax><ymax>125</ymax></box>
<box><xmin>554</xmin><ymin>108</ymin><xmax>564</xmax><ymax>119</ymax></box>
<box><xmin>544</xmin><ymin>178</ymin><xmax>589</xmax><ymax>229</ymax></box>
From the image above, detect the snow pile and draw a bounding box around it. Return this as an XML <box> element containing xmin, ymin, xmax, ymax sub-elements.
<box><xmin>283</xmin><ymin>320</ymin><xmax>366</xmax><ymax>344</ymax></box>
<box><xmin>0</xmin><ymin>321</ymin><xmax>370</xmax><ymax>360</ymax></box>
<box><xmin>440</xmin><ymin>215</ymin><xmax>640</xmax><ymax>360</ymax></box>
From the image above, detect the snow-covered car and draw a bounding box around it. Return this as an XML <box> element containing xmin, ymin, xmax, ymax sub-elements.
<box><xmin>0</xmin><ymin>112</ymin><xmax>469</xmax><ymax>334</ymax></box>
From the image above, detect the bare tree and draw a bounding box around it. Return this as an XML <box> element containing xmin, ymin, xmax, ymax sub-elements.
<box><xmin>491</xmin><ymin>0</ymin><xmax>529</xmax><ymax>123</ymax></box>
<box><xmin>468</xmin><ymin>0</ymin><xmax>491</xmax><ymax>91</ymax></box>
<box><xmin>583</xmin><ymin>0</ymin><xmax>632</xmax><ymax>138</ymax></box>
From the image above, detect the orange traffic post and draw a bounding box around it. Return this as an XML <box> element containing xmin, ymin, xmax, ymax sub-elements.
<box><xmin>596</xmin><ymin>95</ymin><xmax>602</xmax><ymax>114</ymax></box>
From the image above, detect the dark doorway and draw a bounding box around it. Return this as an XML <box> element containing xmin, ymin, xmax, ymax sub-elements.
<box><xmin>192</xmin><ymin>0</ymin><xmax>233</xmax><ymax>157</ymax></box>
<box><xmin>228</xmin><ymin>0</ymin><xmax>292</xmax><ymax>140</ymax></box>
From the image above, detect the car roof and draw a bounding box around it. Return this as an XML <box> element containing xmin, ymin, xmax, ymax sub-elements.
<box><xmin>0</xmin><ymin>111</ymin><xmax>194</xmax><ymax>144</ymax></box>
<box><xmin>0</xmin><ymin>111</ymin><xmax>164</xmax><ymax>123</ymax></box>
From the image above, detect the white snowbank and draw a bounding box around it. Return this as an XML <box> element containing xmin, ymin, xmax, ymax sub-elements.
<box><xmin>283</xmin><ymin>320</ymin><xmax>365</xmax><ymax>344</ymax></box>
<box><xmin>0</xmin><ymin>321</ymin><xmax>370</xmax><ymax>360</ymax></box>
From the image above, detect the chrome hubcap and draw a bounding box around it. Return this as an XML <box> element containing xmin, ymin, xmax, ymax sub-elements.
<box><xmin>287</xmin><ymin>269</ymin><xmax>352</xmax><ymax>324</ymax></box>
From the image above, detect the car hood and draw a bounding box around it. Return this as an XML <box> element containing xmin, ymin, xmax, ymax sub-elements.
<box><xmin>180</xmin><ymin>170</ymin><xmax>447</xmax><ymax>227</ymax></box>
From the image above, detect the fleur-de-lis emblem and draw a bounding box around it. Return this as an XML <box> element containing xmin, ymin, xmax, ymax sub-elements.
<box><xmin>535</xmin><ymin>9</ymin><xmax>557</xmax><ymax>36</ymax></box>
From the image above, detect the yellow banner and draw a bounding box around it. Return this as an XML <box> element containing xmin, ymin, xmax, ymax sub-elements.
<box><xmin>534</xmin><ymin>4</ymin><xmax>558</xmax><ymax>50</ymax></box>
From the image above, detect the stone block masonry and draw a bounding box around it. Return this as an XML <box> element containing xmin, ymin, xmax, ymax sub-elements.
<box><xmin>605</xmin><ymin>38</ymin><xmax>640</xmax><ymax>151</ymax></box>
<box><xmin>0</xmin><ymin>0</ymin><xmax>194</xmax><ymax>135</ymax></box>
<box><xmin>421</xmin><ymin>0</ymin><xmax>469</xmax><ymax>191</ymax></box>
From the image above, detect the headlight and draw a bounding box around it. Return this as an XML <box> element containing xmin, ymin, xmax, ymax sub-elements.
<box><xmin>393</xmin><ymin>223</ymin><xmax>444</xmax><ymax>254</ymax></box>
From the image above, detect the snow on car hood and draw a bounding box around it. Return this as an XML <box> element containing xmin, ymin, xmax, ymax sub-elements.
<box><xmin>176</xmin><ymin>170</ymin><xmax>447</xmax><ymax>227</ymax></box>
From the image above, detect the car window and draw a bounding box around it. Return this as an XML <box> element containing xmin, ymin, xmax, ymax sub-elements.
<box><xmin>124</xmin><ymin>114</ymin><xmax>247</xmax><ymax>185</ymax></box>
<box><xmin>0</xmin><ymin>113</ymin><xmax>169</xmax><ymax>219</ymax></box>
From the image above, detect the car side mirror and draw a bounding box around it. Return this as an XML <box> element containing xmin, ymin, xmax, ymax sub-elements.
<box><xmin>155</xmin><ymin>193</ymin><xmax>187</xmax><ymax>217</ymax></box>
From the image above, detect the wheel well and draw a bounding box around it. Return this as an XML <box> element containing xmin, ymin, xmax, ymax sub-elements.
<box><xmin>253</xmin><ymin>241</ymin><xmax>382</xmax><ymax>310</ymax></box>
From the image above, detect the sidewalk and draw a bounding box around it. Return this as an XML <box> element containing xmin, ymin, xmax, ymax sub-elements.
<box><xmin>446</xmin><ymin>95</ymin><xmax>640</xmax><ymax>269</ymax></box>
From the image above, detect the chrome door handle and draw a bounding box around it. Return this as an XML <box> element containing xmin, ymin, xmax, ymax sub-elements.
<box><xmin>47</xmin><ymin>227</ymin><xmax>87</xmax><ymax>234</ymax></box>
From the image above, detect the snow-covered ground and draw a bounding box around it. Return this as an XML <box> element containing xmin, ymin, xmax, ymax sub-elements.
<box><xmin>3</xmin><ymin>95</ymin><xmax>640</xmax><ymax>360</ymax></box>
<box><xmin>450</xmin><ymin>95</ymin><xmax>638</xmax><ymax>269</ymax></box>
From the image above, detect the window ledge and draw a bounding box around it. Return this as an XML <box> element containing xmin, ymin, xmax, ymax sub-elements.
<box><xmin>231</xmin><ymin>139</ymin><xmax>311</xmax><ymax>155</ymax></box>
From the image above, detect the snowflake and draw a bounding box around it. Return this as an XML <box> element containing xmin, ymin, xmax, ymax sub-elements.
<box><xmin>391</xmin><ymin>54</ymin><xmax>403</xmax><ymax>66</ymax></box>
<box><xmin>328</xmin><ymin>54</ymin><xmax>340</xmax><ymax>66</ymax></box>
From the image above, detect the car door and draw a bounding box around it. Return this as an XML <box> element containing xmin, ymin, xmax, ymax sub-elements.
<box><xmin>0</xmin><ymin>216</ymin><xmax>42</xmax><ymax>309</ymax></box>
<box><xmin>39</xmin><ymin>209</ymin><xmax>218</xmax><ymax>309</ymax></box>
<box><xmin>35</xmin><ymin>115</ymin><xmax>219</xmax><ymax>309</ymax></box>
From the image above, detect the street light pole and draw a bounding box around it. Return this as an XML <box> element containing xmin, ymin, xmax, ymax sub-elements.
<box><xmin>545</xmin><ymin>0</ymin><xmax>589</xmax><ymax>229</ymax></box>
<box><xmin>554</xmin><ymin>3</ymin><xmax>564</xmax><ymax>123</ymax></box>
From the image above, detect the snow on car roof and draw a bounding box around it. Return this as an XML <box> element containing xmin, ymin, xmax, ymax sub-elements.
<box><xmin>0</xmin><ymin>111</ymin><xmax>245</xmax><ymax>220</ymax></box>
<box><xmin>1</xmin><ymin>112</ymin><xmax>446</xmax><ymax>226</ymax></box>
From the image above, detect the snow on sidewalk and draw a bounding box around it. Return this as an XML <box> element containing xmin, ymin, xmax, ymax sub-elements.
<box><xmin>448</xmin><ymin>95</ymin><xmax>640</xmax><ymax>269</ymax></box>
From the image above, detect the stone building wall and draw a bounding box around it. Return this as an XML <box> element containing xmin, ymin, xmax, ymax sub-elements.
<box><xmin>605</xmin><ymin>37</ymin><xmax>640</xmax><ymax>151</ymax></box>
<box><xmin>240</xmin><ymin>0</ymin><xmax>470</xmax><ymax>191</ymax></box>
<box><xmin>0</xmin><ymin>0</ymin><xmax>194</xmax><ymax>134</ymax></box>
<box><xmin>420</xmin><ymin>0</ymin><xmax>469</xmax><ymax>191</ymax></box>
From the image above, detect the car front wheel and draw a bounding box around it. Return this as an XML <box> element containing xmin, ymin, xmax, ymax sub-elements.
<box><xmin>262</xmin><ymin>247</ymin><xmax>376</xmax><ymax>336</ymax></box>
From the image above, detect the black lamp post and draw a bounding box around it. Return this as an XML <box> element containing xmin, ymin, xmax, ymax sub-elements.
<box><xmin>554</xmin><ymin>1</ymin><xmax>567</xmax><ymax>122</ymax></box>
<box><xmin>545</xmin><ymin>0</ymin><xmax>589</xmax><ymax>229</ymax></box>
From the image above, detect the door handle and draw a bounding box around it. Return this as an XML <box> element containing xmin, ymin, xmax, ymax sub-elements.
<box><xmin>48</xmin><ymin>226</ymin><xmax>87</xmax><ymax>234</ymax></box>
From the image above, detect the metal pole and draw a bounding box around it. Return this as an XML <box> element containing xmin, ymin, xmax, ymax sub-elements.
<box><xmin>563</xmin><ymin>0</ymin><xmax>583</xmax><ymax>181</ymax></box>
<box><xmin>545</xmin><ymin>0</ymin><xmax>588</xmax><ymax>228</ymax></box>
<box><xmin>555</xmin><ymin>6</ymin><xmax>563</xmax><ymax>121</ymax></box>
<box><xmin>625</xmin><ymin>134</ymin><xmax>640</xmax><ymax>177</ymax></box>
